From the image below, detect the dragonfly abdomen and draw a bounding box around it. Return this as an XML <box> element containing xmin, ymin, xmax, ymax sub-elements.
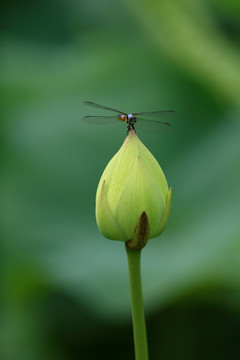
<box><xmin>118</xmin><ymin>114</ymin><xmax>126</xmax><ymax>122</ymax></box>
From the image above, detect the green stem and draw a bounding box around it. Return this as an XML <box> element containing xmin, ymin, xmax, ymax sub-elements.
<box><xmin>126</xmin><ymin>245</ymin><xmax>149</xmax><ymax>360</ymax></box>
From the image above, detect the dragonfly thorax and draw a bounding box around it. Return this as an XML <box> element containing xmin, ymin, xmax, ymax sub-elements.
<box><xmin>127</xmin><ymin>114</ymin><xmax>137</xmax><ymax>124</ymax></box>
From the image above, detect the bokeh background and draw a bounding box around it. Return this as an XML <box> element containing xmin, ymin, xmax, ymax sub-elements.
<box><xmin>1</xmin><ymin>0</ymin><xmax>240</xmax><ymax>359</ymax></box>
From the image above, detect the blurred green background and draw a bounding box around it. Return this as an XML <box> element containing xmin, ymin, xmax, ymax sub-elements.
<box><xmin>1</xmin><ymin>0</ymin><xmax>240</xmax><ymax>359</ymax></box>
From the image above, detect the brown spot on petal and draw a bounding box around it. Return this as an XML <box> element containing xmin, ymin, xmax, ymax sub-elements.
<box><xmin>126</xmin><ymin>211</ymin><xmax>150</xmax><ymax>250</ymax></box>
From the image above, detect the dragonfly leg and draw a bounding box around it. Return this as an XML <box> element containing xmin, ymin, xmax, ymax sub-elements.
<box><xmin>132</xmin><ymin>124</ymin><xmax>136</xmax><ymax>133</ymax></box>
<box><xmin>127</xmin><ymin>124</ymin><xmax>136</xmax><ymax>135</ymax></box>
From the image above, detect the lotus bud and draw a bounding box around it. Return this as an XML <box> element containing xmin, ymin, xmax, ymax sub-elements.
<box><xmin>96</xmin><ymin>129</ymin><xmax>172</xmax><ymax>248</ymax></box>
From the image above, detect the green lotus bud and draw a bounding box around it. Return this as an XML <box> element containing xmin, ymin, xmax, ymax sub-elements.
<box><xmin>96</xmin><ymin>130</ymin><xmax>172</xmax><ymax>245</ymax></box>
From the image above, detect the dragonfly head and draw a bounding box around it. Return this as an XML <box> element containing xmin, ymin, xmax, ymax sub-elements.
<box><xmin>127</xmin><ymin>114</ymin><xmax>137</xmax><ymax>124</ymax></box>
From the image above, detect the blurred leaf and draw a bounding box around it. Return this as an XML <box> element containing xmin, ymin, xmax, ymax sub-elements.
<box><xmin>124</xmin><ymin>0</ymin><xmax>240</xmax><ymax>105</ymax></box>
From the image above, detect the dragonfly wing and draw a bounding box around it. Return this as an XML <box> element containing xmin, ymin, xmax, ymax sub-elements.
<box><xmin>133</xmin><ymin>110</ymin><xmax>176</xmax><ymax>117</ymax></box>
<box><xmin>82</xmin><ymin>115</ymin><xmax>118</xmax><ymax>124</ymax></box>
<box><xmin>135</xmin><ymin>118</ymin><xmax>172</xmax><ymax>133</ymax></box>
<box><xmin>84</xmin><ymin>101</ymin><xmax>125</xmax><ymax>115</ymax></box>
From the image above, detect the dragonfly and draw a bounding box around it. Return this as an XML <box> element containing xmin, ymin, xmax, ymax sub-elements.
<box><xmin>82</xmin><ymin>101</ymin><xmax>176</xmax><ymax>133</ymax></box>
